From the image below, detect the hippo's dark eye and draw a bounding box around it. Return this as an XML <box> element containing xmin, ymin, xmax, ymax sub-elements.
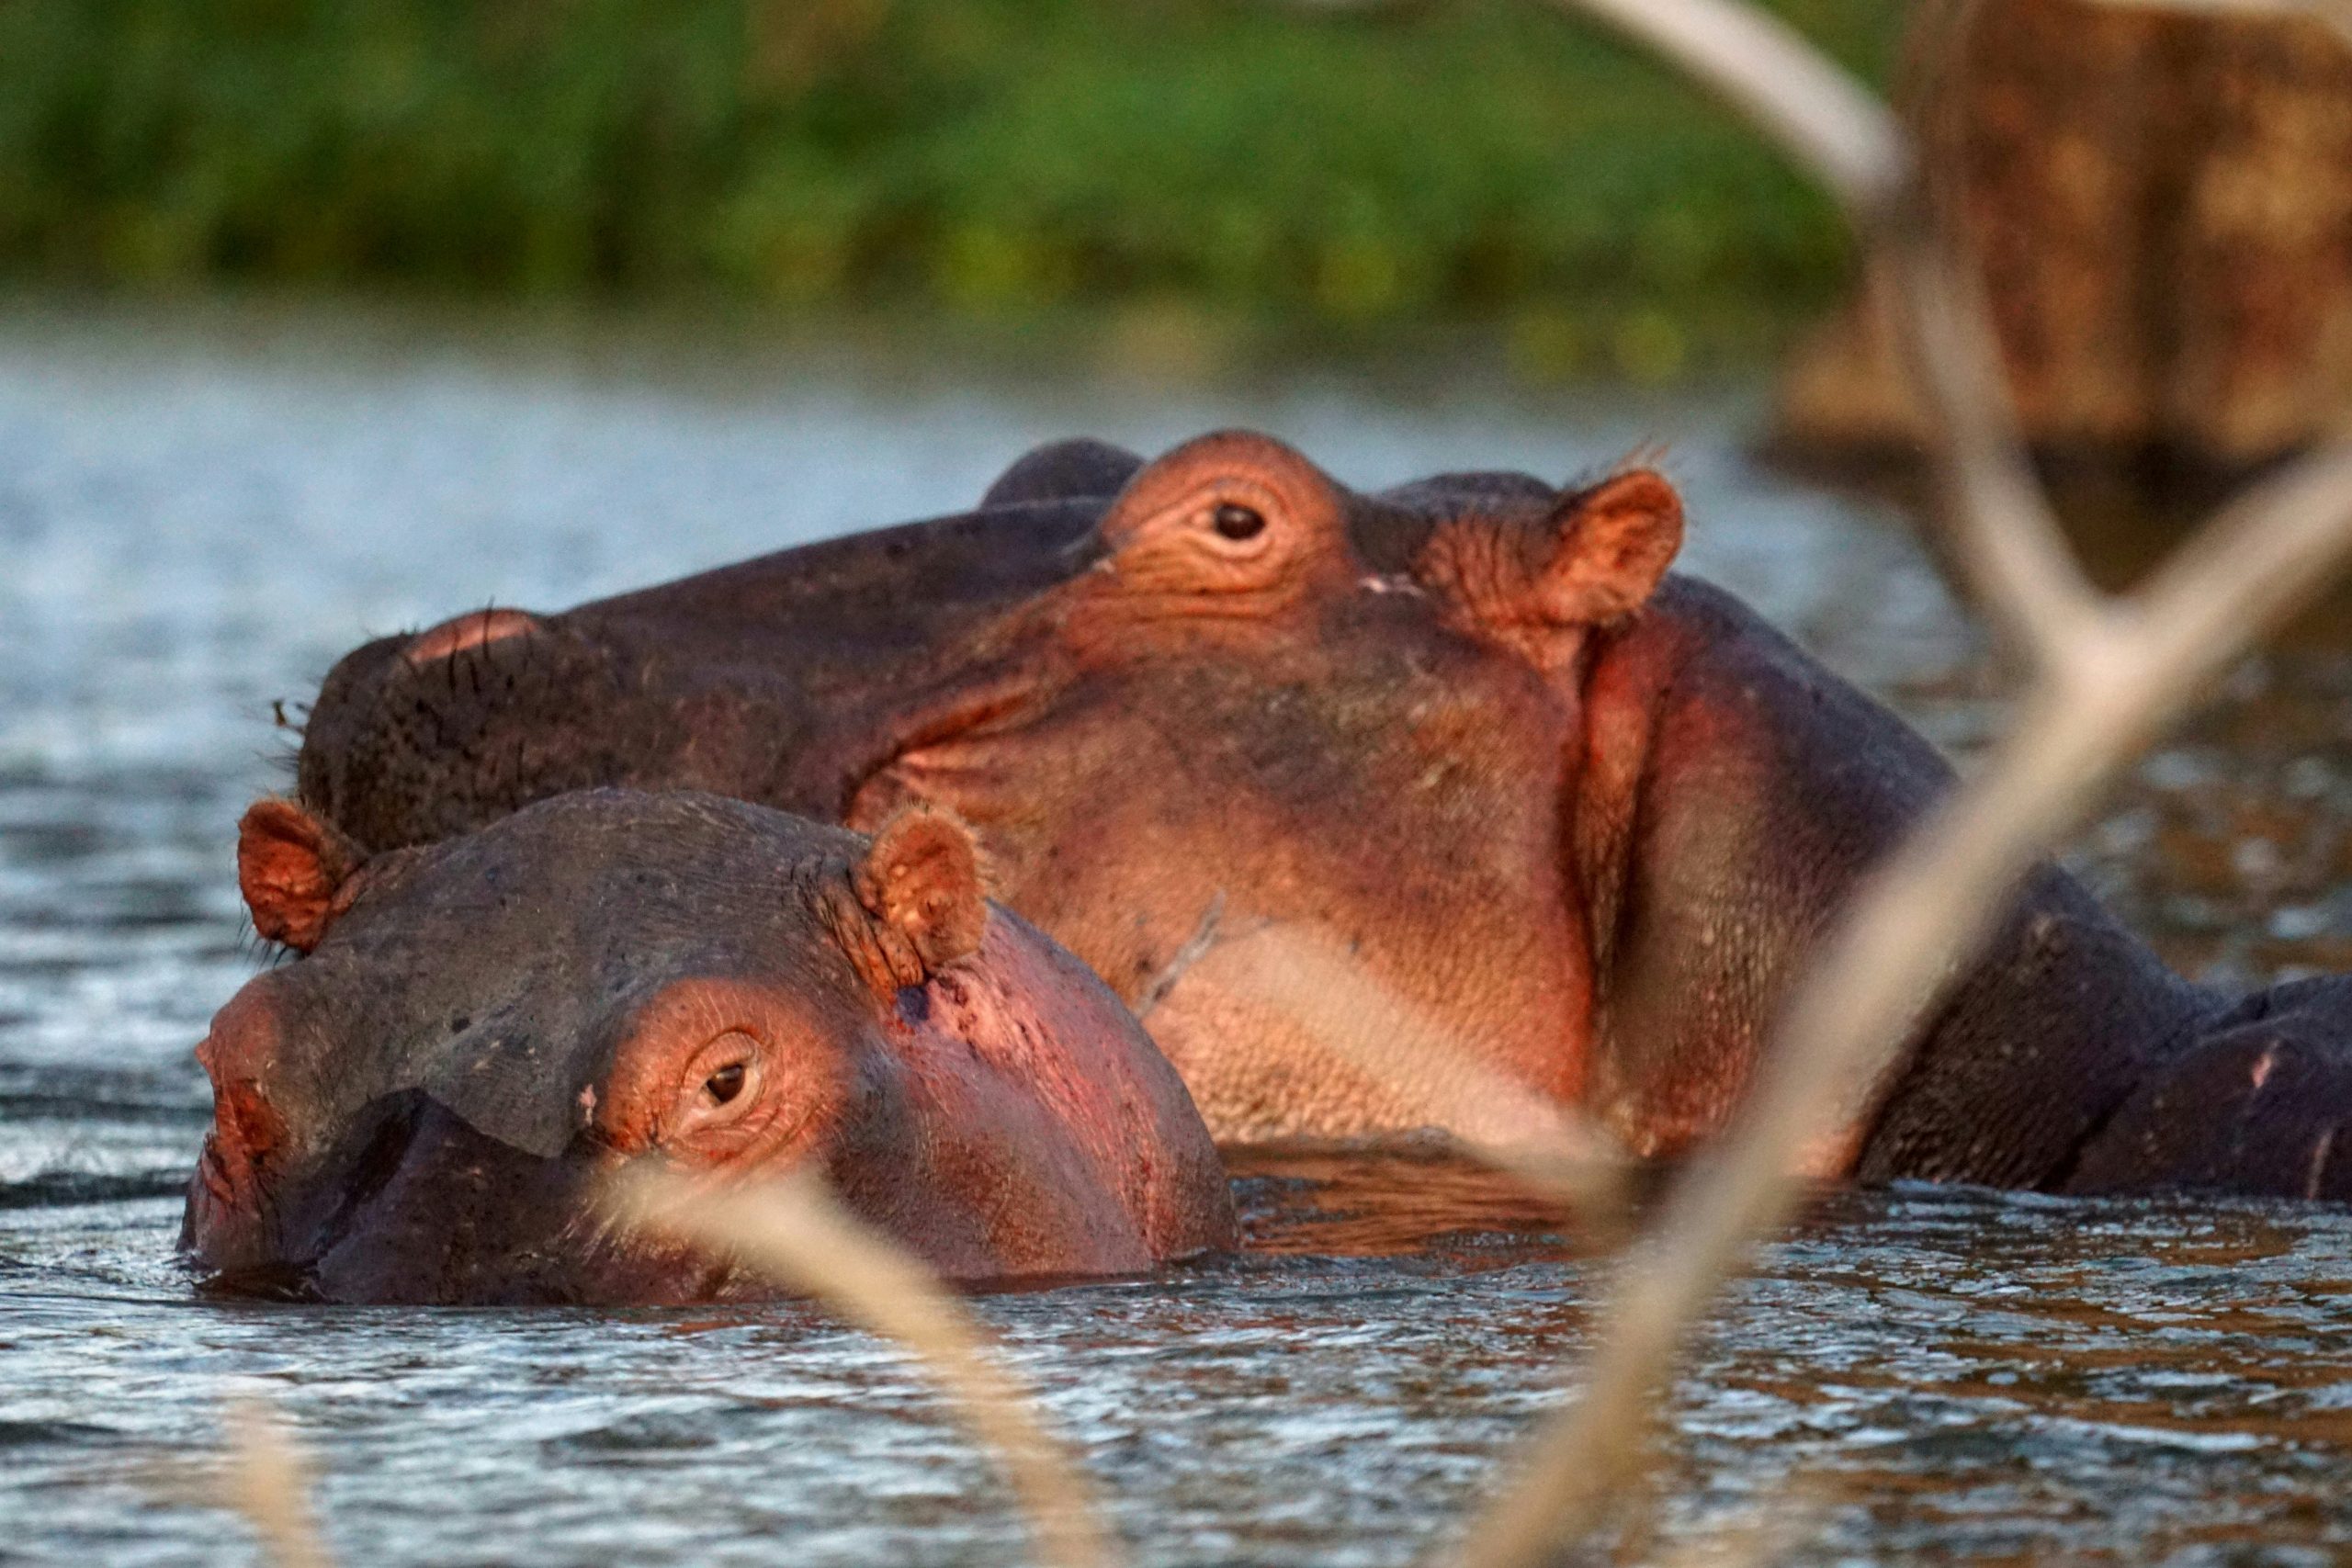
<box><xmin>703</xmin><ymin>1063</ymin><xmax>747</xmax><ymax>1106</ymax></box>
<box><xmin>652</xmin><ymin>1029</ymin><xmax>767</xmax><ymax>1150</ymax></box>
<box><xmin>1211</xmin><ymin>502</ymin><xmax>1266</xmax><ymax>543</ymax></box>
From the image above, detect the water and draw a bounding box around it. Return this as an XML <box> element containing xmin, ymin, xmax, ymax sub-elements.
<box><xmin>1</xmin><ymin>303</ymin><xmax>2347</xmax><ymax>1566</ymax></box>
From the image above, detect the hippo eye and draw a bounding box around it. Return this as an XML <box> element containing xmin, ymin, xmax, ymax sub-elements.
<box><xmin>1211</xmin><ymin>502</ymin><xmax>1266</xmax><ymax>543</ymax></box>
<box><xmin>703</xmin><ymin>1062</ymin><xmax>747</xmax><ymax>1106</ymax></box>
<box><xmin>620</xmin><ymin>1021</ymin><xmax>788</xmax><ymax>1157</ymax></box>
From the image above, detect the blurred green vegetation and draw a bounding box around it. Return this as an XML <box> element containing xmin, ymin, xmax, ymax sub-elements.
<box><xmin>0</xmin><ymin>0</ymin><xmax>1905</xmax><ymax>373</ymax></box>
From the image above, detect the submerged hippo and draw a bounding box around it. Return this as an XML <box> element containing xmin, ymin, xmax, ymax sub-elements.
<box><xmin>293</xmin><ymin>432</ymin><xmax>2352</xmax><ymax>1198</ymax></box>
<box><xmin>185</xmin><ymin>789</ymin><xmax>1235</xmax><ymax>1303</ymax></box>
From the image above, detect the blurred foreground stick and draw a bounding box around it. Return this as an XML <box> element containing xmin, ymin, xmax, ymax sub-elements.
<box><xmin>1211</xmin><ymin>925</ymin><xmax>1632</xmax><ymax>1230</ymax></box>
<box><xmin>220</xmin><ymin>1398</ymin><xmax>332</xmax><ymax>1568</ymax></box>
<box><xmin>1445</xmin><ymin>1</ymin><xmax>2352</xmax><ymax>1564</ymax></box>
<box><xmin>606</xmin><ymin>1166</ymin><xmax>1121</xmax><ymax>1568</ymax></box>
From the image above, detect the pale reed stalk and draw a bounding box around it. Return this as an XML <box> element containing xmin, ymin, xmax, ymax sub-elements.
<box><xmin>1208</xmin><ymin>926</ymin><xmax>1630</xmax><ymax>1224</ymax></box>
<box><xmin>605</xmin><ymin>1165</ymin><xmax>1120</xmax><ymax>1568</ymax></box>
<box><xmin>1439</xmin><ymin>1</ymin><xmax>2352</xmax><ymax>1563</ymax></box>
<box><xmin>220</xmin><ymin>1397</ymin><xmax>332</xmax><ymax>1568</ymax></box>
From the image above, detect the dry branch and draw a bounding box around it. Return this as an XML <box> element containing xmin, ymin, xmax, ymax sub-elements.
<box><xmin>1214</xmin><ymin>926</ymin><xmax>1630</xmax><ymax>1224</ymax></box>
<box><xmin>220</xmin><ymin>1399</ymin><xmax>333</xmax><ymax>1568</ymax></box>
<box><xmin>605</xmin><ymin>1166</ymin><xmax>1120</xmax><ymax>1568</ymax></box>
<box><xmin>1551</xmin><ymin>0</ymin><xmax>2100</xmax><ymax>660</ymax></box>
<box><xmin>1443</xmin><ymin>1</ymin><xmax>2352</xmax><ymax>1564</ymax></box>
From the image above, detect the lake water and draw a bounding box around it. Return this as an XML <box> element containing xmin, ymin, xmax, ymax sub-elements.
<box><xmin>2</xmin><ymin>304</ymin><xmax>2347</xmax><ymax>1566</ymax></box>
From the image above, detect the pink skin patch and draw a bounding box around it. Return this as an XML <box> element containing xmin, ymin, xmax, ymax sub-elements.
<box><xmin>403</xmin><ymin>608</ymin><xmax>539</xmax><ymax>667</ymax></box>
<box><xmin>2252</xmin><ymin>1047</ymin><xmax>2278</xmax><ymax>1090</ymax></box>
<box><xmin>187</xmin><ymin>987</ymin><xmax>291</xmax><ymax>1247</ymax></box>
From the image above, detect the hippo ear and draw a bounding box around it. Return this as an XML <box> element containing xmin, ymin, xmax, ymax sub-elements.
<box><xmin>853</xmin><ymin>809</ymin><xmax>989</xmax><ymax>973</ymax></box>
<box><xmin>238</xmin><ymin>798</ymin><xmax>365</xmax><ymax>953</ymax></box>
<box><xmin>980</xmin><ymin>438</ymin><xmax>1146</xmax><ymax>507</ymax></box>
<box><xmin>1536</xmin><ymin>469</ymin><xmax>1684</xmax><ymax>625</ymax></box>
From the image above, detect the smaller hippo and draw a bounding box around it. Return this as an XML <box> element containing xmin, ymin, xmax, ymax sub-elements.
<box><xmin>183</xmin><ymin>790</ymin><xmax>1236</xmax><ymax>1303</ymax></box>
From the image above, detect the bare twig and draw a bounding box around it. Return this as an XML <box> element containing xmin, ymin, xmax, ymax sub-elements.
<box><xmin>1455</xmin><ymin>446</ymin><xmax>2352</xmax><ymax>1564</ymax></box>
<box><xmin>1212</xmin><ymin>925</ymin><xmax>1630</xmax><ymax>1223</ymax></box>
<box><xmin>1544</xmin><ymin>0</ymin><xmax>2101</xmax><ymax>660</ymax></box>
<box><xmin>1875</xmin><ymin>225</ymin><xmax>2111</xmax><ymax>662</ymax></box>
<box><xmin>220</xmin><ymin>1398</ymin><xmax>332</xmax><ymax>1568</ymax></box>
<box><xmin>1542</xmin><ymin>0</ymin><xmax>1904</xmax><ymax>215</ymax></box>
<box><xmin>1442</xmin><ymin>1</ymin><xmax>2352</xmax><ymax>1563</ymax></box>
<box><xmin>605</xmin><ymin>1167</ymin><xmax>1120</xmax><ymax>1568</ymax></box>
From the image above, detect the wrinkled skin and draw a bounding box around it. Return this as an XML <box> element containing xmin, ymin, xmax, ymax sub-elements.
<box><xmin>184</xmin><ymin>788</ymin><xmax>1235</xmax><ymax>1303</ymax></box>
<box><xmin>296</xmin><ymin>432</ymin><xmax>2352</xmax><ymax>1199</ymax></box>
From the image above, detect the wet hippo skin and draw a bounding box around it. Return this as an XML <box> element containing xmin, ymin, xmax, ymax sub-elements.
<box><xmin>185</xmin><ymin>789</ymin><xmax>1236</xmax><ymax>1303</ymax></box>
<box><xmin>291</xmin><ymin>431</ymin><xmax>2352</xmax><ymax>1199</ymax></box>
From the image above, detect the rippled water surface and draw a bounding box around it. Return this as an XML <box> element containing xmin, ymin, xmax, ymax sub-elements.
<box><xmin>2</xmin><ymin>306</ymin><xmax>2347</xmax><ymax>1566</ymax></box>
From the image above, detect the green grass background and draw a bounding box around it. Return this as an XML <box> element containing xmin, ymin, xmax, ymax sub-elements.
<box><xmin>0</xmin><ymin>0</ymin><xmax>1906</xmax><ymax>372</ymax></box>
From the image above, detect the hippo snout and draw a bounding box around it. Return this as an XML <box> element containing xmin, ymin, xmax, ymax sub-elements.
<box><xmin>188</xmin><ymin>1088</ymin><xmax>707</xmax><ymax>1306</ymax></box>
<box><xmin>181</xmin><ymin>988</ymin><xmax>293</xmax><ymax>1263</ymax></box>
<box><xmin>182</xmin><ymin>979</ymin><xmax>676</xmax><ymax>1303</ymax></box>
<box><xmin>297</xmin><ymin>1093</ymin><xmax>695</xmax><ymax>1305</ymax></box>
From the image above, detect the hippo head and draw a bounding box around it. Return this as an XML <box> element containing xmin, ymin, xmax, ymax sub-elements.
<box><xmin>296</xmin><ymin>434</ymin><xmax>1684</xmax><ymax>1141</ymax></box>
<box><xmin>182</xmin><ymin>787</ymin><xmax>1183</xmax><ymax>1303</ymax></box>
<box><xmin>294</xmin><ymin>441</ymin><xmax>1149</xmax><ymax>853</ymax></box>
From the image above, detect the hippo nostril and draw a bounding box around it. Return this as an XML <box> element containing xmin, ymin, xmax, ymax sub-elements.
<box><xmin>222</xmin><ymin>1079</ymin><xmax>284</xmax><ymax>1154</ymax></box>
<box><xmin>192</xmin><ymin>990</ymin><xmax>289</xmax><ymax>1212</ymax></box>
<box><xmin>402</xmin><ymin>608</ymin><xmax>541</xmax><ymax>668</ymax></box>
<box><xmin>196</xmin><ymin>1135</ymin><xmax>240</xmax><ymax>1204</ymax></box>
<box><xmin>202</xmin><ymin>1079</ymin><xmax>288</xmax><ymax>1203</ymax></box>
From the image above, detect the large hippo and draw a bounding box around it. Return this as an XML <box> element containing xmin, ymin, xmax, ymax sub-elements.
<box><xmin>292</xmin><ymin>432</ymin><xmax>2352</xmax><ymax>1197</ymax></box>
<box><xmin>185</xmin><ymin>788</ymin><xmax>1236</xmax><ymax>1303</ymax></box>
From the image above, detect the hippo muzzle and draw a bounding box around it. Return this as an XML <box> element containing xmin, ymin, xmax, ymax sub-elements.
<box><xmin>186</xmin><ymin>1089</ymin><xmax>705</xmax><ymax>1305</ymax></box>
<box><xmin>182</xmin><ymin>976</ymin><xmax>709</xmax><ymax>1305</ymax></box>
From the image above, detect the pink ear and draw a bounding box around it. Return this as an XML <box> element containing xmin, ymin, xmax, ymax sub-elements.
<box><xmin>1538</xmin><ymin>469</ymin><xmax>1684</xmax><ymax>625</ymax></box>
<box><xmin>238</xmin><ymin>798</ymin><xmax>363</xmax><ymax>953</ymax></box>
<box><xmin>853</xmin><ymin>809</ymin><xmax>989</xmax><ymax>973</ymax></box>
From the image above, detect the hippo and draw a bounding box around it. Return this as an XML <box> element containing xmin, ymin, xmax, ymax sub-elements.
<box><xmin>290</xmin><ymin>431</ymin><xmax>2352</xmax><ymax>1199</ymax></box>
<box><xmin>184</xmin><ymin>788</ymin><xmax>1237</xmax><ymax>1303</ymax></box>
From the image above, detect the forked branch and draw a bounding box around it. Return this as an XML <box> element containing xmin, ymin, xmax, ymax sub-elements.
<box><xmin>1450</xmin><ymin>2</ymin><xmax>2352</xmax><ymax>1563</ymax></box>
<box><xmin>1558</xmin><ymin>0</ymin><xmax>2104</xmax><ymax>662</ymax></box>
